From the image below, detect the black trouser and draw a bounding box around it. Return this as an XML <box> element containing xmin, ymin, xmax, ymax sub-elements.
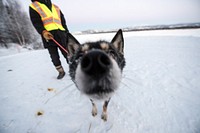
<box><xmin>47</xmin><ymin>30</ymin><xmax>68</xmax><ymax>67</ymax></box>
<box><xmin>47</xmin><ymin>46</ymin><xmax>68</xmax><ymax>67</ymax></box>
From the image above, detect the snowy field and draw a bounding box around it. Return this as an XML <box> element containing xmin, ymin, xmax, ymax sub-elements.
<box><xmin>0</xmin><ymin>29</ymin><xmax>200</xmax><ymax>133</ymax></box>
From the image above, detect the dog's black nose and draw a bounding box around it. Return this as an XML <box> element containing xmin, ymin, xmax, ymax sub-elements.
<box><xmin>81</xmin><ymin>50</ymin><xmax>111</xmax><ymax>76</ymax></box>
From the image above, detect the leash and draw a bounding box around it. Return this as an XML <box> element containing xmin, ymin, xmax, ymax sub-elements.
<box><xmin>50</xmin><ymin>37</ymin><xmax>69</xmax><ymax>55</ymax></box>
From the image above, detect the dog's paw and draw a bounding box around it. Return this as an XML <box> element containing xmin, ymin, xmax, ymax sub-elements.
<box><xmin>101</xmin><ymin>112</ymin><xmax>107</xmax><ymax>121</ymax></box>
<box><xmin>91</xmin><ymin>107</ymin><xmax>97</xmax><ymax>117</ymax></box>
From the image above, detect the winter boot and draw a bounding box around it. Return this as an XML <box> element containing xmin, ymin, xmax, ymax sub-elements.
<box><xmin>56</xmin><ymin>65</ymin><xmax>65</xmax><ymax>79</ymax></box>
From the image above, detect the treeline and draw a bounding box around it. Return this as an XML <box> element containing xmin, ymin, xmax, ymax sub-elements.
<box><xmin>0</xmin><ymin>0</ymin><xmax>42</xmax><ymax>49</ymax></box>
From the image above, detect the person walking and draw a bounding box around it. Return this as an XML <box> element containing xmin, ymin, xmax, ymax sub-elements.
<box><xmin>29</xmin><ymin>0</ymin><xmax>69</xmax><ymax>79</ymax></box>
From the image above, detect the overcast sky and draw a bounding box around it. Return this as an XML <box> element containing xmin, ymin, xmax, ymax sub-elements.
<box><xmin>19</xmin><ymin>0</ymin><xmax>200</xmax><ymax>32</ymax></box>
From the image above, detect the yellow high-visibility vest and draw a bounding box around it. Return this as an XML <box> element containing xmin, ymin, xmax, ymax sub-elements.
<box><xmin>30</xmin><ymin>1</ymin><xmax>65</xmax><ymax>31</ymax></box>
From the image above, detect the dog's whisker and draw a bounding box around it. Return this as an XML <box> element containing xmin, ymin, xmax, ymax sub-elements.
<box><xmin>122</xmin><ymin>76</ymin><xmax>135</xmax><ymax>82</ymax></box>
<box><xmin>120</xmin><ymin>81</ymin><xmax>133</xmax><ymax>91</ymax></box>
<box><xmin>122</xmin><ymin>76</ymin><xmax>144</xmax><ymax>87</ymax></box>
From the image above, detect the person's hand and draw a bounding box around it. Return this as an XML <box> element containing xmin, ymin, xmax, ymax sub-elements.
<box><xmin>42</xmin><ymin>30</ymin><xmax>53</xmax><ymax>40</ymax></box>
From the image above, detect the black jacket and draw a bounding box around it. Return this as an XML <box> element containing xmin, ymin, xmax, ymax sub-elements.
<box><xmin>29</xmin><ymin>0</ymin><xmax>69</xmax><ymax>48</ymax></box>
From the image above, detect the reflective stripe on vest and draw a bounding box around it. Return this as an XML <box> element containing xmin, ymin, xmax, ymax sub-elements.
<box><xmin>30</xmin><ymin>2</ymin><xmax>65</xmax><ymax>31</ymax></box>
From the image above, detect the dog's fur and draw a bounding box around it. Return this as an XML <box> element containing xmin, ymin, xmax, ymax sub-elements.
<box><xmin>67</xmin><ymin>29</ymin><xmax>125</xmax><ymax>121</ymax></box>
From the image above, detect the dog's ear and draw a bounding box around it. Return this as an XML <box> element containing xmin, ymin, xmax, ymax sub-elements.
<box><xmin>111</xmin><ymin>29</ymin><xmax>124</xmax><ymax>54</ymax></box>
<box><xmin>67</xmin><ymin>33</ymin><xmax>81</xmax><ymax>55</ymax></box>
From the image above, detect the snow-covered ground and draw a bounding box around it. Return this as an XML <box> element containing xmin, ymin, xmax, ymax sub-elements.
<box><xmin>0</xmin><ymin>43</ymin><xmax>32</xmax><ymax>57</ymax></box>
<box><xmin>0</xmin><ymin>29</ymin><xmax>200</xmax><ymax>133</ymax></box>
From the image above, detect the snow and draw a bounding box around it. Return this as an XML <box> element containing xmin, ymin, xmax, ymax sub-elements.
<box><xmin>0</xmin><ymin>29</ymin><xmax>200</xmax><ymax>133</ymax></box>
<box><xmin>0</xmin><ymin>44</ymin><xmax>32</xmax><ymax>57</ymax></box>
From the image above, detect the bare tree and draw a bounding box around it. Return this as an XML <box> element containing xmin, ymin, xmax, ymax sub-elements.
<box><xmin>0</xmin><ymin>0</ymin><xmax>42</xmax><ymax>49</ymax></box>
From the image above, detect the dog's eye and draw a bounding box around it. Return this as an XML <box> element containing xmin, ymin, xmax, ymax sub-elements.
<box><xmin>108</xmin><ymin>50</ymin><xmax>116</xmax><ymax>58</ymax></box>
<box><xmin>75</xmin><ymin>52</ymin><xmax>84</xmax><ymax>60</ymax></box>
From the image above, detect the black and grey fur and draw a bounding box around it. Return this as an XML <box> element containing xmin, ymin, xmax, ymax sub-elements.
<box><xmin>67</xmin><ymin>29</ymin><xmax>125</xmax><ymax>121</ymax></box>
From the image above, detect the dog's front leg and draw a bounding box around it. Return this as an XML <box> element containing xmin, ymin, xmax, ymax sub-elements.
<box><xmin>101</xmin><ymin>98</ymin><xmax>111</xmax><ymax>121</ymax></box>
<box><xmin>90</xmin><ymin>99</ymin><xmax>97</xmax><ymax>117</ymax></box>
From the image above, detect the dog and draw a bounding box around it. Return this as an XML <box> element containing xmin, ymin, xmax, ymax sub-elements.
<box><xmin>67</xmin><ymin>29</ymin><xmax>126</xmax><ymax>121</ymax></box>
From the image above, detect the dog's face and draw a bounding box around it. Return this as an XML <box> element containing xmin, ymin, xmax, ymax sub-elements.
<box><xmin>67</xmin><ymin>29</ymin><xmax>126</xmax><ymax>100</ymax></box>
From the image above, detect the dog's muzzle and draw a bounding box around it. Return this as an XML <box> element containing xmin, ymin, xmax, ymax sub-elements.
<box><xmin>75</xmin><ymin>49</ymin><xmax>121</xmax><ymax>99</ymax></box>
<box><xmin>81</xmin><ymin>50</ymin><xmax>111</xmax><ymax>77</ymax></box>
